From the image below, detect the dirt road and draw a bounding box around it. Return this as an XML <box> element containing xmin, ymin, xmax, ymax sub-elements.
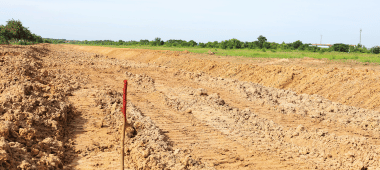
<box><xmin>1</xmin><ymin>44</ymin><xmax>380</xmax><ymax>169</ymax></box>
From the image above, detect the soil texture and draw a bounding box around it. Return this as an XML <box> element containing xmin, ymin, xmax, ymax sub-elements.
<box><xmin>1</xmin><ymin>44</ymin><xmax>380</xmax><ymax>170</ymax></box>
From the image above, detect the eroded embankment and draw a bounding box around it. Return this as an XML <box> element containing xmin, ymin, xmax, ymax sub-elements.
<box><xmin>66</xmin><ymin>45</ymin><xmax>380</xmax><ymax>112</ymax></box>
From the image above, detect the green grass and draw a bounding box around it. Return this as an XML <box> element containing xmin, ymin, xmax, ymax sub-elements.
<box><xmin>68</xmin><ymin>44</ymin><xmax>380</xmax><ymax>64</ymax></box>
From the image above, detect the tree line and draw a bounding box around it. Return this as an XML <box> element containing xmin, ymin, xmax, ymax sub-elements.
<box><xmin>70</xmin><ymin>36</ymin><xmax>379</xmax><ymax>54</ymax></box>
<box><xmin>1</xmin><ymin>19</ymin><xmax>379</xmax><ymax>54</ymax></box>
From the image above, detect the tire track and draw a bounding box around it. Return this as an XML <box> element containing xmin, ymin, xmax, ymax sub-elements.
<box><xmin>58</xmin><ymin>44</ymin><xmax>380</xmax><ymax>169</ymax></box>
<box><xmin>128</xmin><ymin>90</ymin><xmax>299</xmax><ymax>169</ymax></box>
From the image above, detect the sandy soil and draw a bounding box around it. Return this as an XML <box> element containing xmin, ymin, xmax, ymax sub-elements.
<box><xmin>1</xmin><ymin>44</ymin><xmax>380</xmax><ymax>169</ymax></box>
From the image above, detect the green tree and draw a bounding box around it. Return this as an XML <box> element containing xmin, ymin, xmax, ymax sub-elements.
<box><xmin>257</xmin><ymin>35</ymin><xmax>267</xmax><ymax>49</ymax></box>
<box><xmin>0</xmin><ymin>19</ymin><xmax>40</xmax><ymax>44</ymax></box>
<box><xmin>332</xmin><ymin>44</ymin><xmax>349</xmax><ymax>52</ymax></box>
<box><xmin>206</xmin><ymin>42</ymin><xmax>213</xmax><ymax>48</ymax></box>
<box><xmin>153</xmin><ymin>37</ymin><xmax>163</xmax><ymax>46</ymax></box>
<box><xmin>262</xmin><ymin>42</ymin><xmax>270</xmax><ymax>49</ymax></box>
<box><xmin>180</xmin><ymin>41</ymin><xmax>188</xmax><ymax>47</ymax></box>
<box><xmin>118</xmin><ymin>40</ymin><xmax>124</xmax><ymax>45</ymax></box>
<box><xmin>219</xmin><ymin>40</ymin><xmax>228</xmax><ymax>49</ymax></box>
<box><xmin>33</xmin><ymin>34</ymin><xmax>43</xmax><ymax>43</ymax></box>
<box><xmin>227</xmin><ymin>38</ymin><xmax>241</xmax><ymax>49</ymax></box>
<box><xmin>292</xmin><ymin>40</ymin><xmax>303</xmax><ymax>49</ymax></box>
<box><xmin>139</xmin><ymin>39</ymin><xmax>149</xmax><ymax>45</ymax></box>
<box><xmin>212</xmin><ymin>41</ymin><xmax>219</xmax><ymax>48</ymax></box>
<box><xmin>198</xmin><ymin>42</ymin><xmax>206</xmax><ymax>48</ymax></box>
<box><xmin>372</xmin><ymin>46</ymin><xmax>380</xmax><ymax>54</ymax></box>
<box><xmin>0</xmin><ymin>25</ymin><xmax>11</xmax><ymax>44</ymax></box>
<box><xmin>189</xmin><ymin>40</ymin><xmax>197</xmax><ymax>47</ymax></box>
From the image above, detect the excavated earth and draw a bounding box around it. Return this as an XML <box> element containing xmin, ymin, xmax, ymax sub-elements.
<box><xmin>1</xmin><ymin>44</ymin><xmax>380</xmax><ymax>170</ymax></box>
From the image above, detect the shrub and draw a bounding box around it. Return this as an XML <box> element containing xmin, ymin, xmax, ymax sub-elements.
<box><xmin>226</xmin><ymin>38</ymin><xmax>241</xmax><ymax>49</ymax></box>
<box><xmin>332</xmin><ymin>44</ymin><xmax>349</xmax><ymax>52</ymax></box>
<box><xmin>263</xmin><ymin>42</ymin><xmax>270</xmax><ymax>49</ymax></box>
<box><xmin>292</xmin><ymin>40</ymin><xmax>303</xmax><ymax>49</ymax></box>
<box><xmin>372</xmin><ymin>47</ymin><xmax>380</xmax><ymax>54</ymax></box>
<box><xmin>219</xmin><ymin>41</ymin><xmax>227</xmax><ymax>49</ymax></box>
<box><xmin>189</xmin><ymin>40</ymin><xmax>197</xmax><ymax>47</ymax></box>
<box><xmin>206</xmin><ymin>42</ymin><xmax>213</xmax><ymax>48</ymax></box>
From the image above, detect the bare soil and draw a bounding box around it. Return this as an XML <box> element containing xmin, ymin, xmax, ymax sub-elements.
<box><xmin>1</xmin><ymin>44</ymin><xmax>380</xmax><ymax>169</ymax></box>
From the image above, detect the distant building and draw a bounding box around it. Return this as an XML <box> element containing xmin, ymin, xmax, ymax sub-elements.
<box><xmin>64</xmin><ymin>40</ymin><xmax>79</xmax><ymax>43</ymax></box>
<box><xmin>310</xmin><ymin>44</ymin><xmax>332</xmax><ymax>48</ymax></box>
<box><xmin>44</xmin><ymin>38</ymin><xmax>66</xmax><ymax>41</ymax></box>
<box><xmin>310</xmin><ymin>43</ymin><xmax>356</xmax><ymax>48</ymax></box>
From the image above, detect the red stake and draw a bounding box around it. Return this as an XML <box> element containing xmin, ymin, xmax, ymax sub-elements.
<box><xmin>122</xmin><ymin>80</ymin><xmax>128</xmax><ymax>122</ymax></box>
<box><xmin>121</xmin><ymin>80</ymin><xmax>128</xmax><ymax>170</ymax></box>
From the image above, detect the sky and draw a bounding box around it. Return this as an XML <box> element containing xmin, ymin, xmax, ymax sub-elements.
<box><xmin>1</xmin><ymin>0</ymin><xmax>379</xmax><ymax>48</ymax></box>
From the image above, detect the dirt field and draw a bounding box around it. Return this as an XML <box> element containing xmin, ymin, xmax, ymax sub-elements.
<box><xmin>1</xmin><ymin>44</ymin><xmax>380</xmax><ymax>170</ymax></box>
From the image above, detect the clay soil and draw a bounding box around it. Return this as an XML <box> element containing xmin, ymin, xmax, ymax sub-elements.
<box><xmin>1</xmin><ymin>44</ymin><xmax>380</xmax><ymax>170</ymax></box>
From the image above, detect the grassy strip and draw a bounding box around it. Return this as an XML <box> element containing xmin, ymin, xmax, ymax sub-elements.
<box><xmin>67</xmin><ymin>44</ymin><xmax>380</xmax><ymax>64</ymax></box>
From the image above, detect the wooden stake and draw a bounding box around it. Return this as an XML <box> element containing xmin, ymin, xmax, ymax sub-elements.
<box><xmin>121</xmin><ymin>80</ymin><xmax>128</xmax><ymax>170</ymax></box>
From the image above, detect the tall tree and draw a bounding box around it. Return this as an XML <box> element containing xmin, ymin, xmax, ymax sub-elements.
<box><xmin>257</xmin><ymin>35</ymin><xmax>267</xmax><ymax>48</ymax></box>
<box><xmin>0</xmin><ymin>19</ymin><xmax>36</xmax><ymax>44</ymax></box>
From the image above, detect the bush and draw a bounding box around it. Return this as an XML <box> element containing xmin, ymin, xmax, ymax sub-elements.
<box><xmin>219</xmin><ymin>41</ymin><xmax>227</xmax><ymax>49</ymax></box>
<box><xmin>43</xmin><ymin>39</ymin><xmax>52</xmax><ymax>43</ymax></box>
<box><xmin>332</xmin><ymin>44</ymin><xmax>349</xmax><ymax>52</ymax></box>
<box><xmin>372</xmin><ymin>47</ymin><xmax>380</xmax><ymax>54</ymax></box>
<box><xmin>181</xmin><ymin>41</ymin><xmax>188</xmax><ymax>47</ymax></box>
<box><xmin>263</xmin><ymin>42</ymin><xmax>270</xmax><ymax>49</ymax></box>
<box><xmin>0</xmin><ymin>35</ymin><xmax>8</xmax><ymax>44</ymax></box>
<box><xmin>292</xmin><ymin>40</ymin><xmax>303</xmax><ymax>49</ymax></box>
<box><xmin>205</xmin><ymin>42</ymin><xmax>213</xmax><ymax>48</ymax></box>
<box><xmin>189</xmin><ymin>40</ymin><xmax>197</xmax><ymax>47</ymax></box>
<box><xmin>226</xmin><ymin>38</ymin><xmax>241</xmax><ymax>49</ymax></box>
<box><xmin>152</xmin><ymin>37</ymin><xmax>164</xmax><ymax>46</ymax></box>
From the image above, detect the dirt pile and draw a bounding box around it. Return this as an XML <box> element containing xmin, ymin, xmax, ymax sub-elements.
<box><xmin>0</xmin><ymin>45</ymin><xmax>87</xmax><ymax>169</ymax></box>
<box><xmin>125</xmin><ymin>72</ymin><xmax>156</xmax><ymax>93</ymax></box>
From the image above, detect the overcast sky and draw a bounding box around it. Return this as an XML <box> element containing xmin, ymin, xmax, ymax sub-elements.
<box><xmin>1</xmin><ymin>0</ymin><xmax>379</xmax><ymax>47</ymax></box>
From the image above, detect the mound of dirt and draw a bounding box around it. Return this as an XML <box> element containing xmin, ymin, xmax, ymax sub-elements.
<box><xmin>0</xmin><ymin>45</ymin><xmax>86</xmax><ymax>169</ymax></box>
<box><xmin>125</xmin><ymin>72</ymin><xmax>156</xmax><ymax>92</ymax></box>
